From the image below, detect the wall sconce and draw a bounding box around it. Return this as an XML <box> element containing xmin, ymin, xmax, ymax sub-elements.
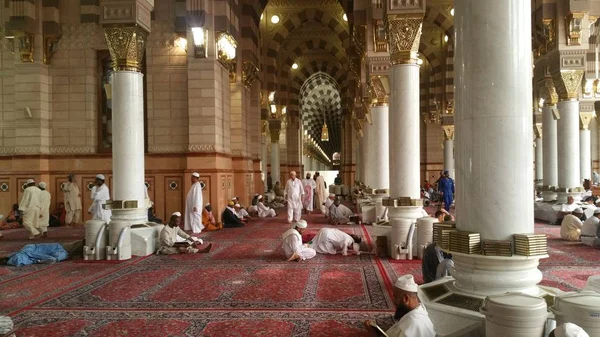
<box><xmin>175</xmin><ymin>35</ymin><xmax>188</xmax><ymax>52</ymax></box>
<box><xmin>268</xmin><ymin>91</ymin><xmax>276</xmax><ymax>103</ymax></box>
<box><xmin>15</xmin><ymin>32</ymin><xmax>34</xmax><ymax>63</ymax></box>
<box><xmin>270</xmin><ymin>103</ymin><xmax>277</xmax><ymax>114</ymax></box>
<box><xmin>216</xmin><ymin>31</ymin><xmax>237</xmax><ymax>82</ymax></box>
<box><xmin>43</xmin><ymin>36</ymin><xmax>59</xmax><ymax>64</ymax></box>
<box><xmin>191</xmin><ymin>27</ymin><xmax>207</xmax><ymax>58</ymax></box>
<box><xmin>281</xmin><ymin>106</ymin><xmax>287</xmax><ymax>115</ymax></box>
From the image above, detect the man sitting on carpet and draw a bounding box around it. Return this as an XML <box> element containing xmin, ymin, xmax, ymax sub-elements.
<box><xmin>257</xmin><ymin>195</ymin><xmax>276</xmax><ymax>218</ymax></box>
<box><xmin>222</xmin><ymin>201</ymin><xmax>245</xmax><ymax>228</ymax></box>
<box><xmin>365</xmin><ymin>275</ymin><xmax>435</xmax><ymax>337</ymax></box>
<box><xmin>581</xmin><ymin>208</ymin><xmax>600</xmax><ymax>248</ymax></box>
<box><xmin>202</xmin><ymin>204</ymin><xmax>223</xmax><ymax>231</ymax></box>
<box><xmin>328</xmin><ymin>198</ymin><xmax>355</xmax><ymax>225</ymax></box>
<box><xmin>282</xmin><ymin>220</ymin><xmax>316</xmax><ymax>262</ymax></box>
<box><xmin>556</xmin><ymin>195</ymin><xmax>578</xmax><ymax>225</ymax></box>
<box><xmin>308</xmin><ymin>227</ymin><xmax>362</xmax><ymax>256</ymax></box>
<box><xmin>158</xmin><ymin>212</ymin><xmax>211</xmax><ymax>254</ymax></box>
<box><xmin>234</xmin><ymin>203</ymin><xmax>251</xmax><ymax>223</ymax></box>
<box><xmin>560</xmin><ymin>207</ymin><xmax>584</xmax><ymax>241</ymax></box>
<box><xmin>549</xmin><ymin>323</ymin><xmax>589</xmax><ymax>337</ymax></box>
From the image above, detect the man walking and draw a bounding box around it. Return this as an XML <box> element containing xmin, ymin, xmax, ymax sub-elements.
<box><xmin>63</xmin><ymin>174</ymin><xmax>82</xmax><ymax>226</ymax></box>
<box><xmin>438</xmin><ymin>170</ymin><xmax>455</xmax><ymax>212</ymax></box>
<box><xmin>284</xmin><ymin>171</ymin><xmax>304</xmax><ymax>223</ymax></box>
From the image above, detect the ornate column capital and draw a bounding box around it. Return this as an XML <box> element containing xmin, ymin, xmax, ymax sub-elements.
<box><xmin>100</xmin><ymin>0</ymin><xmax>154</xmax><ymax>72</ymax></box>
<box><xmin>269</xmin><ymin>119</ymin><xmax>282</xmax><ymax>143</ymax></box>
<box><xmin>369</xmin><ymin>75</ymin><xmax>389</xmax><ymax>106</ymax></box>
<box><xmin>540</xmin><ymin>76</ymin><xmax>559</xmax><ymax>105</ymax></box>
<box><xmin>580</xmin><ymin>102</ymin><xmax>595</xmax><ymax>130</ymax></box>
<box><xmin>552</xmin><ymin>70</ymin><xmax>584</xmax><ymax>101</ymax></box>
<box><xmin>534</xmin><ymin>123</ymin><xmax>543</xmax><ymax>139</ymax></box>
<box><xmin>384</xmin><ymin>15</ymin><xmax>424</xmax><ymax>65</ymax></box>
<box><xmin>442</xmin><ymin>125</ymin><xmax>454</xmax><ymax>141</ymax></box>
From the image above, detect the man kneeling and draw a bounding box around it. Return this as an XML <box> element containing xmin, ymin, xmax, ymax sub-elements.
<box><xmin>282</xmin><ymin>220</ymin><xmax>316</xmax><ymax>262</ymax></box>
<box><xmin>309</xmin><ymin>227</ymin><xmax>362</xmax><ymax>256</ymax></box>
<box><xmin>158</xmin><ymin>212</ymin><xmax>212</xmax><ymax>254</ymax></box>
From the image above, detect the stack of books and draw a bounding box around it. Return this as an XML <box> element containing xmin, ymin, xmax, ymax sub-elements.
<box><xmin>482</xmin><ymin>239</ymin><xmax>513</xmax><ymax>257</ymax></box>
<box><xmin>433</xmin><ymin>222</ymin><xmax>457</xmax><ymax>250</ymax></box>
<box><xmin>513</xmin><ymin>234</ymin><xmax>548</xmax><ymax>256</ymax></box>
<box><xmin>449</xmin><ymin>231</ymin><xmax>481</xmax><ymax>254</ymax></box>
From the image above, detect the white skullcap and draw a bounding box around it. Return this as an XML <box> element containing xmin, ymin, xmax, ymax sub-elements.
<box><xmin>596</xmin><ymin>198</ymin><xmax>600</xmax><ymax>204</ymax></box>
<box><xmin>192</xmin><ymin>172</ymin><xmax>200</xmax><ymax>178</ymax></box>
<box><xmin>554</xmin><ymin>323</ymin><xmax>589</xmax><ymax>337</ymax></box>
<box><xmin>254</xmin><ymin>193</ymin><xmax>259</xmax><ymax>196</ymax></box>
<box><xmin>233</xmin><ymin>196</ymin><xmax>239</xmax><ymax>200</ymax></box>
<box><xmin>96</xmin><ymin>174</ymin><xmax>105</xmax><ymax>180</ymax></box>
<box><xmin>205</xmin><ymin>203</ymin><xmax>211</xmax><ymax>207</ymax></box>
<box><xmin>594</xmin><ymin>208</ymin><xmax>600</xmax><ymax>215</ymax></box>
<box><xmin>234</xmin><ymin>203</ymin><xmax>241</xmax><ymax>207</ymax></box>
<box><xmin>38</xmin><ymin>182</ymin><xmax>47</xmax><ymax>189</ymax></box>
<box><xmin>329</xmin><ymin>193</ymin><xmax>335</xmax><ymax>197</ymax></box>
<box><xmin>295</xmin><ymin>219</ymin><xmax>308</xmax><ymax>228</ymax></box>
<box><xmin>573</xmin><ymin>207</ymin><xmax>584</xmax><ymax>214</ymax></box>
<box><xmin>171</xmin><ymin>212</ymin><xmax>181</xmax><ymax>217</ymax></box>
<box><xmin>258</xmin><ymin>195</ymin><xmax>263</xmax><ymax>200</ymax></box>
<box><xmin>26</xmin><ymin>179</ymin><xmax>34</xmax><ymax>184</ymax></box>
<box><xmin>394</xmin><ymin>274</ymin><xmax>418</xmax><ymax>293</ymax></box>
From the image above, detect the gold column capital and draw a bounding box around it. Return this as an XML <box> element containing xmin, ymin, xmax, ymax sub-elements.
<box><xmin>580</xmin><ymin>111</ymin><xmax>595</xmax><ymax>130</ymax></box>
<box><xmin>552</xmin><ymin>70</ymin><xmax>584</xmax><ymax>101</ymax></box>
<box><xmin>385</xmin><ymin>14</ymin><xmax>423</xmax><ymax>65</ymax></box>
<box><xmin>534</xmin><ymin>123</ymin><xmax>543</xmax><ymax>138</ymax></box>
<box><xmin>369</xmin><ymin>75</ymin><xmax>389</xmax><ymax>106</ymax></box>
<box><xmin>104</xmin><ymin>25</ymin><xmax>148</xmax><ymax>72</ymax></box>
<box><xmin>540</xmin><ymin>77</ymin><xmax>559</xmax><ymax>105</ymax></box>
<box><xmin>442</xmin><ymin>125</ymin><xmax>455</xmax><ymax>141</ymax></box>
<box><xmin>269</xmin><ymin>119</ymin><xmax>282</xmax><ymax>143</ymax></box>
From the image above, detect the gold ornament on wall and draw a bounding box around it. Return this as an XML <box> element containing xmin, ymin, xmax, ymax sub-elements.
<box><xmin>372</xmin><ymin>19</ymin><xmax>388</xmax><ymax>53</ymax></box>
<box><xmin>15</xmin><ymin>32</ymin><xmax>34</xmax><ymax>63</ymax></box>
<box><xmin>104</xmin><ymin>25</ymin><xmax>149</xmax><ymax>72</ymax></box>
<box><xmin>242</xmin><ymin>62</ymin><xmax>259</xmax><ymax>89</ymax></box>
<box><xmin>442</xmin><ymin>125</ymin><xmax>454</xmax><ymax>141</ymax></box>
<box><xmin>541</xmin><ymin>77</ymin><xmax>559</xmax><ymax>105</ymax></box>
<box><xmin>565</xmin><ymin>12</ymin><xmax>585</xmax><ymax>46</ymax></box>
<box><xmin>385</xmin><ymin>15</ymin><xmax>423</xmax><ymax>65</ymax></box>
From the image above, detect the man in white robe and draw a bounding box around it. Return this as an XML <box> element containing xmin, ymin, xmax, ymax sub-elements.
<box><xmin>19</xmin><ymin>179</ymin><xmax>42</xmax><ymax>239</ymax></box>
<box><xmin>315</xmin><ymin>172</ymin><xmax>327</xmax><ymax>211</ymax></box>
<box><xmin>257</xmin><ymin>195</ymin><xmax>276</xmax><ymax>217</ymax></box>
<box><xmin>88</xmin><ymin>174</ymin><xmax>111</xmax><ymax>223</ymax></box>
<box><xmin>321</xmin><ymin>193</ymin><xmax>336</xmax><ymax>216</ymax></box>
<box><xmin>284</xmin><ymin>171</ymin><xmax>304</xmax><ymax>223</ymax></box>
<box><xmin>302</xmin><ymin>173</ymin><xmax>316</xmax><ymax>213</ymax></box>
<box><xmin>329</xmin><ymin>198</ymin><xmax>355</xmax><ymax>225</ymax></box>
<box><xmin>282</xmin><ymin>220</ymin><xmax>316</xmax><ymax>262</ymax></box>
<box><xmin>234</xmin><ymin>203</ymin><xmax>250</xmax><ymax>222</ymax></box>
<box><xmin>184</xmin><ymin>172</ymin><xmax>204</xmax><ymax>233</ymax></box>
<box><xmin>63</xmin><ymin>174</ymin><xmax>82</xmax><ymax>226</ymax></box>
<box><xmin>561</xmin><ymin>207</ymin><xmax>584</xmax><ymax>241</ymax></box>
<box><xmin>365</xmin><ymin>275</ymin><xmax>436</xmax><ymax>337</ymax></box>
<box><xmin>309</xmin><ymin>228</ymin><xmax>361</xmax><ymax>256</ymax></box>
<box><xmin>581</xmin><ymin>208</ymin><xmax>600</xmax><ymax>248</ymax></box>
<box><xmin>37</xmin><ymin>182</ymin><xmax>51</xmax><ymax>236</ymax></box>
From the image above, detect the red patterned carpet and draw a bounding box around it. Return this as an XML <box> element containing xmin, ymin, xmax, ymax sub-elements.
<box><xmin>0</xmin><ymin>208</ymin><xmax>595</xmax><ymax>336</ymax></box>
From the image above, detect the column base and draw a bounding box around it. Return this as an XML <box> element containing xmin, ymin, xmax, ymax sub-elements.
<box><xmin>386</xmin><ymin>204</ymin><xmax>424</xmax><ymax>260</ymax></box>
<box><xmin>451</xmin><ymin>252</ymin><xmax>547</xmax><ymax>296</ymax></box>
<box><xmin>369</xmin><ymin>193</ymin><xmax>389</xmax><ymax>221</ymax></box>
<box><xmin>542</xmin><ymin>191</ymin><xmax>557</xmax><ymax>202</ymax></box>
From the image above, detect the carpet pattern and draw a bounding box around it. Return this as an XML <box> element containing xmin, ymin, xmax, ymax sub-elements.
<box><xmin>0</xmin><ymin>208</ymin><xmax>595</xmax><ymax>336</ymax></box>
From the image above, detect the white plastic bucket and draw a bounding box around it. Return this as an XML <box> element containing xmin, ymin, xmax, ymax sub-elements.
<box><xmin>341</xmin><ymin>185</ymin><xmax>349</xmax><ymax>196</ymax></box>
<box><xmin>417</xmin><ymin>217</ymin><xmax>436</xmax><ymax>259</ymax></box>
<box><xmin>84</xmin><ymin>220</ymin><xmax>107</xmax><ymax>260</ymax></box>
<box><xmin>584</xmin><ymin>275</ymin><xmax>600</xmax><ymax>293</ymax></box>
<box><xmin>551</xmin><ymin>291</ymin><xmax>600</xmax><ymax>336</ymax></box>
<box><xmin>481</xmin><ymin>292</ymin><xmax>548</xmax><ymax>337</ymax></box>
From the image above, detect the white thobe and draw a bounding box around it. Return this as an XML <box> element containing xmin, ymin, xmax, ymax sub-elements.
<box><xmin>89</xmin><ymin>184</ymin><xmax>112</xmax><ymax>223</ymax></box>
<box><xmin>321</xmin><ymin>198</ymin><xmax>334</xmax><ymax>216</ymax></box>
<box><xmin>560</xmin><ymin>214</ymin><xmax>583</xmax><ymax>241</ymax></box>
<box><xmin>561</xmin><ymin>203</ymin><xmax>578</xmax><ymax>213</ymax></box>
<box><xmin>581</xmin><ymin>216</ymin><xmax>600</xmax><ymax>247</ymax></box>
<box><xmin>310</xmin><ymin>228</ymin><xmax>354</xmax><ymax>255</ymax></box>
<box><xmin>315</xmin><ymin>176</ymin><xmax>327</xmax><ymax>209</ymax></box>
<box><xmin>285</xmin><ymin>178</ymin><xmax>304</xmax><ymax>223</ymax></box>
<box><xmin>329</xmin><ymin>203</ymin><xmax>354</xmax><ymax>224</ymax></box>
<box><xmin>235</xmin><ymin>208</ymin><xmax>249</xmax><ymax>218</ymax></box>
<box><xmin>282</xmin><ymin>228</ymin><xmax>316</xmax><ymax>261</ymax></box>
<box><xmin>63</xmin><ymin>181</ymin><xmax>82</xmax><ymax>224</ymax></box>
<box><xmin>257</xmin><ymin>201</ymin><xmax>276</xmax><ymax>217</ymax></box>
<box><xmin>301</xmin><ymin>178</ymin><xmax>316</xmax><ymax>211</ymax></box>
<box><xmin>386</xmin><ymin>304</ymin><xmax>436</xmax><ymax>337</ymax></box>
<box><xmin>19</xmin><ymin>186</ymin><xmax>42</xmax><ymax>236</ymax></box>
<box><xmin>184</xmin><ymin>182</ymin><xmax>204</xmax><ymax>233</ymax></box>
<box><xmin>38</xmin><ymin>190</ymin><xmax>51</xmax><ymax>232</ymax></box>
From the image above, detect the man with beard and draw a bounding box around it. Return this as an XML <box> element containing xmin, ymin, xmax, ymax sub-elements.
<box><xmin>365</xmin><ymin>274</ymin><xmax>435</xmax><ymax>337</ymax></box>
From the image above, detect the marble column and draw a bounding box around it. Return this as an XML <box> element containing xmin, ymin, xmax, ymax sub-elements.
<box><xmin>580</xmin><ymin>107</ymin><xmax>594</xmax><ymax>183</ymax></box>
<box><xmin>534</xmin><ymin>124</ymin><xmax>543</xmax><ymax>187</ymax></box>
<box><xmin>453</xmin><ymin>0</ymin><xmax>545</xmax><ymax>295</ymax></box>
<box><xmin>383</xmin><ymin>14</ymin><xmax>424</xmax><ymax>260</ymax></box>
<box><xmin>269</xmin><ymin>120</ymin><xmax>282</xmax><ymax>186</ymax></box>
<box><xmin>442</xmin><ymin>125</ymin><xmax>455</xmax><ymax>179</ymax></box>
<box><xmin>262</xmin><ymin>134</ymin><xmax>268</xmax><ymax>191</ymax></box>
<box><xmin>554</xmin><ymin>70</ymin><xmax>584</xmax><ymax>202</ymax></box>
<box><xmin>103</xmin><ymin>25</ymin><xmax>151</xmax><ymax>225</ymax></box>
<box><xmin>541</xmin><ymin>98</ymin><xmax>558</xmax><ymax>201</ymax></box>
<box><xmin>356</xmin><ymin>137</ymin><xmax>364</xmax><ymax>183</ymax></box>
<box><xmin>591</xmin><ymin>117</ymin><xmax>598</xmax><ymax>176</ymax></box>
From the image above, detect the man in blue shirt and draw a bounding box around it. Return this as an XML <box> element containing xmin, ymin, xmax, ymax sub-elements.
<box><xmin>438</xmin><ymin>170</ymin><xmax>455</xmax><ymax>213</ymax></box>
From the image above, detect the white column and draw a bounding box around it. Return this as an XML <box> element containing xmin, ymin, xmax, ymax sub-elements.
<box><xmin>542</xmin><ymin>105</ymin><xmax>558</xmax><ymax>201</ymax></box>
<box><xmin>271</xmin><ymin>142</ymin><xmax>280</xmax><ymax>185</ymax></box>
<box><xmin>580</xmin><ymin>128</ymin><xmax>591</xmax><ymax>182</ymax></box>
<box><xmin>110</xmin><ymin>71</ymin><xmax>148</xmax><ymax>223</ymax></box>
<box><xmin>262</xmin><ymin>136</ymin><xmax>268</xmax><ymax>191</ymax></box>
<box><xmin>356</xmin><ymin>137</ymin><xmax>363</xmax><ymax>182</ymax></box>
<box><xmin>556</xmin><ymin>100</ymin><xmax>581</xmax><ymax>202</ymax></box>
<box><xmin>362</xmin><ymin>119</ymin><xmax>373</xmax><ymax>186</ymax></box>
<box><xmin>591</xmin><ymin>118</ymin><xmax>598</xmax><ymax>177</ymax></box>
<box><xmin>366</xmin><ymin>106</ymin><xmax>390</xmax><ymax>189</ymax></box>
<box><xmin>535</xmin><ymin>137</ymin><xmax>543</xmax><ymax>186</ymax></box>
<box><xmin>444</xmin><ymin>138</ymin><xmax>454</xmax><ymax>179</ymax></box>
<box><xmin>453</xmin><ymin>0</ymin><xmax>544</xmax><ymax>295</ymax></box>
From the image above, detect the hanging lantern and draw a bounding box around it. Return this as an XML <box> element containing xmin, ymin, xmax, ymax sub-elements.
<box><xmin>321</xmin><ymin>122</ymin><xmax>329</xmax><ymax>141</ymax></box>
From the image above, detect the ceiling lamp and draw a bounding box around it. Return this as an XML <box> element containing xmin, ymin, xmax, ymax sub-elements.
<box><xmin>282</xmin><ymin>106</ymin><xmax>287</xmax><ymax>114</ymax></box>
<box><xmin>450</xmin><ymin>8</ymin><xmax>454</xmax><ymax>16</ymax></box>
<box><xmin>343</xmin><ymin>13</ymin><xmax>348</xmax><ymax>21</ymax></box>
<box><xmin>444</xmin><ymin>35</ymin><xmax>449</xmax><ymax>42</ymax></box>
<box><xmin>260</xmin><ymin>13</ymin><xmax>264</xmax><ymax>20</ymax></box>
<box><xmin>321</xmin><ymin>120</ymin><xmax>329</xmax><ymax>142</ymax></box>
<box><xmin>268</xmin><ymin>91</ymin><xmax>275</xmax><ymax>102</ymax></box>
<box><xmin>175</xmin><ymin>36</ymin><xmax>187</xmax><ymax>52</ymax></box>
<box><xmin>417</xmin><ymin>58</ymin><xmax>424</xmax><ymax>65</ymax></box>
<box><xmin>191</xmin><ymin>27</ymin><xmax>207</xmax><ymax>58</ymax></box>
<box><xmin>292</xmin><ymin>63</ymin><xmax>298</xmax><ymax>70</ymax></box>
<box><xmin>271</xmin><ymin>15</ymin><xmax>280</xmax><ymax>24</ymax></box>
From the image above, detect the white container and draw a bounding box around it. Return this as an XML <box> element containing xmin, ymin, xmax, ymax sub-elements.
<box><xmin>131</xmin><ymin>223</ymin><xmax>164</xmax><ymax>256</ymax></box>
<box><xmin>83</xmin><ymin>220</ymin><xmax>107</xmax><ymax>260</ymax></box>
<box><xmin>550</xmin><ymin>291</ymin><xmax>600</xmax><ymax>336</ymax></box>
<box><xmin>329</xmin><ymin>185</ymin><xmax>335</xmax><ymax>194</ymax></box>
<box><xmin>417</xmin><ymin>217</ymin><xmax>436</xmax><ymax>259</ymax></box>
<box><xmin>584</xmin><ymin>275</ymin><xmax>600</xmax><ymax>293</ymax></box>
<box><xmin>390</xmin><ymin>218</ymin><xmax>413</xmax><ymax>260</ymax></box>
<box><xmin>333</xmin><ymin>185</ymin><xmax>342</xmax><ymax>195</ymax></box>
<box><xmin>106</xmin><ymin>220</ymin><xmax>131</xmax><ymax>260</ymax></box>
<box><xmin>341</xmin><ymin>185</ymin><xmax>349</xmax><ymax>196</ymax></box>
<box><xmin>481</xmin><ymin>292</ymin><xmax>548</xmax><ymax>337</ymax></box>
